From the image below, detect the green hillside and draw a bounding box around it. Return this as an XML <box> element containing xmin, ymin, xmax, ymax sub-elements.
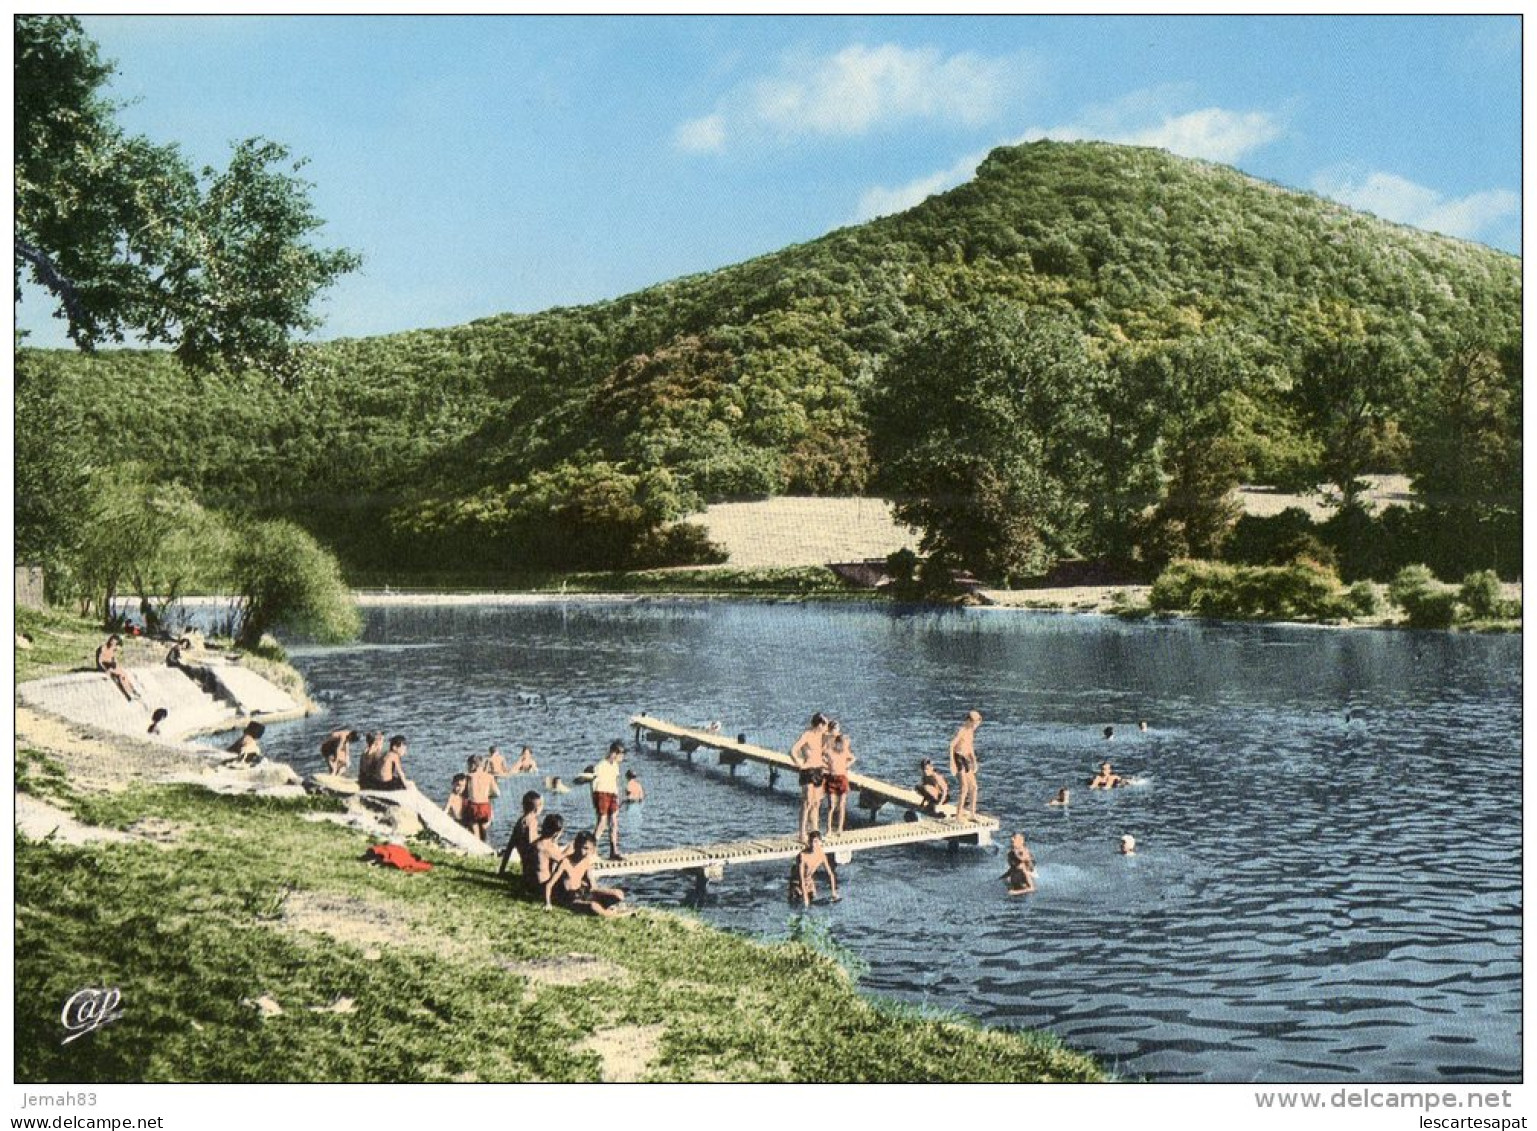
<box><xmin>17</xmin><ymin>140</ymin><xmax>1520</xmax><ymax>587</ymax></box>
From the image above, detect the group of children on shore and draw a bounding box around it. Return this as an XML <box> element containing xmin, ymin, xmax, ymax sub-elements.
<box><xmin>496</xmin><ymin>785</ymin><xmax>629</xmax><ymax>917</ymax></box>
<box><xmin>440</xmin><ymin>744</ymin><xmax>540</xmax><ymax>839</ymax></box>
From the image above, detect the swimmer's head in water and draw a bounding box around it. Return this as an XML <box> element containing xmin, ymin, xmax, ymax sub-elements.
<box><xmin>1120</xmin><ymin>834</ymin><xmax>1136</xmax><ymax>853</ymax></box>
<box><xmin>1103</xmin><ymin>725</ymin><xmax>1115</xmax><ymax>740</ymax></box>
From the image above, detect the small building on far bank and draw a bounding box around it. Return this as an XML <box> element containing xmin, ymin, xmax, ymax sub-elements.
<box><xmin>15</xmin><ymin>564</ymin><xmax>46</xmax><ymax>610</ymax></box>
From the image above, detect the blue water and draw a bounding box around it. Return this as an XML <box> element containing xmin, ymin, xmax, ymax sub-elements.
<box><xmin>250</xmin><ymin>600</ymin><xmax>1521</xmax><ymax>1082</ymax></box>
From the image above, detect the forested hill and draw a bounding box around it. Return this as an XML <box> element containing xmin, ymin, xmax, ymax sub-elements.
<box><xmin>19</xmin><ymin>140</ymin><xmax>1521</xmax><ymax>578</ymax></box>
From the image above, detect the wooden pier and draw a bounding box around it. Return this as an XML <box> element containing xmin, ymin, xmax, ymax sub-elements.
<box><xmin>614</xmin><ymin>715</ymin><xmax>999</xmax><ymax>891</ymax></box>
<box><xmin>629</xmin><ymin>714</ymin><xmax>961</xmax><ymax>820</ymax></box>
<box><xmin>591</xmin><ymin>814</ymin><xmax>996</xmax><ymax>889</ymax></box>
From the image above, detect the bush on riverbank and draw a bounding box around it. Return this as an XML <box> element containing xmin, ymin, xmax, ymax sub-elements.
<box><xmin>1388</xmin><ymin>565</ymin><xmax>1458</xmax><ymax>629</ymax></box>
<box><xmin>1148</xmin><ymin>558</ymin><xmax>1349</xmax><ymax>621</ymax></box>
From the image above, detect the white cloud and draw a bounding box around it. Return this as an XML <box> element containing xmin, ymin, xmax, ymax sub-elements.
<box><xmin>674</xmin><ymin>114</ymin><xmax>726</xmax><ymax>154</ymax></box>
<box><xmin>853</xmin><ymin>91</ymin><xmax>1284</xmax><ymax>222</ymax></box>
<box><xmin>1016</xmin><ymin>90</ymin><xmax>1284</xmax><ymax>164</ymax></box>
<box><xmin>855</xmin><ymin>148</ymin><xmax>989</xmax><ymax>221</ymax></box>
<box><xmin>675</xmin><ymin>42</ymin><xmax>1022</xmax><ymax>152</ymax></box>
<box><xmin>1310</xmin><ymin>170</ymin><xmax>1519</xmax><ymax>243</ymax></box>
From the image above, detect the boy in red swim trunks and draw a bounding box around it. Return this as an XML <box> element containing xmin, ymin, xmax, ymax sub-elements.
<box><xmin>591</xmin><ymin>741</ymin><xmax>626</xmax><ymax>860</ymax></box>
<box><xmin>823</xmin><ymin>732</ymin><xmax>856</xmax><ymax>834</ymax></box>
<box><xmin>464</xmin><ymin>754</ymin><xmax>500</xmax><ymax>842</ymax></box>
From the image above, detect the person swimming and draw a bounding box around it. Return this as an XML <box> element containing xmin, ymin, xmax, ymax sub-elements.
<box><xmin>1047</xmin><ymin>787</ymin><xmax>1070</xmax><ymax>807</ymax></box>
<box><xmin>1089</xmin><ymin>761</ymin><xmax>1128</xmax><ymax>789</ymax></box>
<box><xmin>1119</xmin><ymin>834</ymin><xmax>1137</xmax><ymax>856</ymax></box>
<box><xmin>1002</xmin><ymin>832</ymin><xmax>1036</xmax><ymax>895</ymax></box>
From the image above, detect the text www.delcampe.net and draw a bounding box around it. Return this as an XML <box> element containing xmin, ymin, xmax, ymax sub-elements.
<box><xmin>1255</xmin><ymin>1088</ymin><xmax>1522</xmax><ymax>1125</ymax></box>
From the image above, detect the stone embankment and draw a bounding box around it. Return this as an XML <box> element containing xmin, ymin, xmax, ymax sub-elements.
<box><xmin>16</xmin><ymin>656</ymin><xmax>491</xmax><ymax>856</ymax></box>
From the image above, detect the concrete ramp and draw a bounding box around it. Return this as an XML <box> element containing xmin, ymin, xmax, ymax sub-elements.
<box><xmin>133</xmin><ymin>668</ymin><xmax>237</xmax><ymax>739</ymax></box>
<box><xmin>357</xmin><ymin>786</ymin><xmax>494</xmax><ymax>856</ymax></box>
<box><xmin>204</xmin><ymin>663</ymin><xmax>301</xmax><ymax>715</ymax></box>
<box><xmin>17</xmin><ymin>672</ymin><xmax>161</xmax><ymax>737</ymax></box>
<box><xmin>17</xmin><ymin>662</ymin><xmax>307</xmax><ymax>746</ymax></box>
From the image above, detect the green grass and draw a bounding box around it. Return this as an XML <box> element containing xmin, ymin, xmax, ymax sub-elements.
<box><xmin>14</xmin><ymin>782</ymin><xmax>1106</xmax><ymax>1082</ymax></box>
<box><xmin>15</xmin><ymin>605</ymin><xmax>112</xmax><ymax>683</ymax></box>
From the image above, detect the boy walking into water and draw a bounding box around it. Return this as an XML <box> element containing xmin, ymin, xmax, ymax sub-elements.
<box><xmin>949</xmin><ymin>709</ymin><xmax>983</xmax><ymax>821</ymax></box>
<box><xmin>591</xmin><ymin>741</ymin><xmax>626</xmax><ymax>860</ymax></box>
<box><xmin>464</xmin><ymin>753</ymin><xmax>500</xmax><ymax>842</ymax></box>
<box><xmin>321</xmin><ymin>729</ymin><xmax>360</xmax><ymax>776</ymax></box>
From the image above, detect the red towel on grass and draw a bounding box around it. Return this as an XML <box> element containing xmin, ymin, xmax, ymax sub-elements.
<box><xmin>363</xmin><ymin>843</ymin><xmax>432</xmax><ymax>872</ymax></box>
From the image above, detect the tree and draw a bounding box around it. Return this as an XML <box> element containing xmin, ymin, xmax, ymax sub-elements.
<box><xmin>868</xmin><ymin>302</ymin><xmax>1100</xmax><ymax>583</ymax></box>
<box><xmin>15</xmin><ymin>16</ymin><xmax>358</xmax><ymax>377</ymax></box>
<box><xmin>15</xmin><ymin>354</ymin><xmax>95</xmax><ymax>581</ymax></box>
<box><xmin>230</xmin><ymin>519</ymin><xmax>361</xmax><ymax>647</ymax></box>
<box><xmin>70</xmin><ymin>466</ymin><xmax>230</xmax><ymax>627</ymax></box>
<box><xmin>1404</xmin><ymin>339</ymin><xmax>1521</xmax><ymax>575</ymax></box>
<box><xmin>1139</xmin><ymin>334</ymin><xmax>1250</xmax><ymax>564</ymax></box>
<box><xmin>1290</xmin><ymin>308</ymin><xmax>1411</xmax><ymax>508</ymax></box>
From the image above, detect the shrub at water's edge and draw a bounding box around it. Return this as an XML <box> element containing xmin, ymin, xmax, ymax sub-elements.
<box><xmin>1149</xmin><ymin>559</ymin><xmax>1349</xmax><ymax>622</ymax></box>
<box><xmin>1145</xmin><ymin>558</ymin><xmax>1519</xmax><ymax>630</ymax></box>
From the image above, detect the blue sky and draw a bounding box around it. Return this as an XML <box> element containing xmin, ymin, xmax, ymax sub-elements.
<box><xmin>14</xmin><ymin>13</ymin><xmax>1522</xmax><ymax>347</ymax></box>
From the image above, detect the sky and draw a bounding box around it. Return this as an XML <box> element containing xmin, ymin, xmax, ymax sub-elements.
<box><xmin>13</xmin><ymin>13</ymin><xmax>1524</xmax><ymax>348</ymax></box>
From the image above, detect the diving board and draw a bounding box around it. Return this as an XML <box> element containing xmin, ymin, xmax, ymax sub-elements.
<box><xmin>628</xmin><ymin>714</ymin><xmax>961</xmax><ymax>819</ymax></box>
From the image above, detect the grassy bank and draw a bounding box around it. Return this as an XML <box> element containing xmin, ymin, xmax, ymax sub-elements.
<box><xmin>13</xmin><ymin>608</ymin><xmax>1106</xmax><ymax>1083</ymax></box>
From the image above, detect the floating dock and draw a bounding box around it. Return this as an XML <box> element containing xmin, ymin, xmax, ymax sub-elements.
<box><xmin>611</xmin><ymin>714</ymin><xmax>999</xmax><ymax>890</ymax></box>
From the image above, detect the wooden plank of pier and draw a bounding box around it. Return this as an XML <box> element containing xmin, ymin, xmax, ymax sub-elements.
<box><xmin>629</xmin><ymin>714</ymin><xmax>959</xmax><ymax>818</ymax></box>
<box><xmin>590</xmin><ymin>814</ymin><xmax>998</xmax><ymax>880</ymax></box>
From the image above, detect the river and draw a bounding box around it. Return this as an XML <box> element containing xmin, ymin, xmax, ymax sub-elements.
<box><xmin>252</xmin><ymin>599</ymin><xmax>1521</xmax><ymax>1083</ymax></box>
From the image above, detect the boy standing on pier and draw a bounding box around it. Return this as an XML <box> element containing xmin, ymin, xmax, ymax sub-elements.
<box><xmin>790</xmin><ymin>713</ymin><xmax>830</xmax><ymax>841</ymax></box>
<box><xmin>949</xmin><ymin>710</ymin><xmax>983</xmax><ymax>821</ymax></box>
<box><xmin>824</xmin><ymin>733</ymin><xmax>856</xmax><ymax>834</ymax></box>
<box><xmin>591</xmin><ymin>741</ymin><xmax>626</xmax><ymax>860</ymax></box>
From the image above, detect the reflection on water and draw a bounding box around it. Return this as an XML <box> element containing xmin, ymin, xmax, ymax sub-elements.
<box><xmin>260</xmin><ymin>601</ymin><xmax>1520</xmax><ymax>1083</ymax></box>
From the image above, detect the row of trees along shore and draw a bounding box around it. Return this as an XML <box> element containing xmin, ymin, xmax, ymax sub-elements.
<box><xmin>15</xmin><ymin>17</ymin><xmax>1520</xmax><ymax>632</ymax></box>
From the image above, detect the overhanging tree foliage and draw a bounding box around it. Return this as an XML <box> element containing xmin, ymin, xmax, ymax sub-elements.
<box><xmin>14</xmin><ymin>15</ymin><xmax>359</xmax><ymax>377</ymax></box>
